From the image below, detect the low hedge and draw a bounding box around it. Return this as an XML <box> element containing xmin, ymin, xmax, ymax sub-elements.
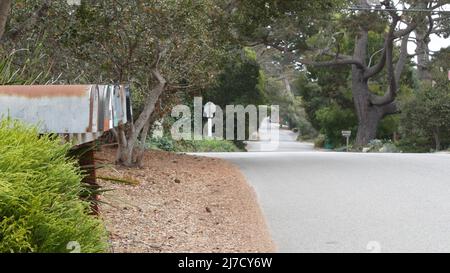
<box><xmin>147</xmin><ymin>136</ymin><xmax>243</xmax><ymax>152</ymax></box>
<box><xmin>0</xmin><ymin>119</ymin><xmax>108</xmax><ymax>253</ymax></box>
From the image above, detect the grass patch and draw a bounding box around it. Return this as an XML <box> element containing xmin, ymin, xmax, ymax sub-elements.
<box><xmin>175</xmin><ymin>139</ymin><xmax>243</xmax><ymax>152</ymax></box>
<box><xmin>147</xmin><ymin>136</ymin><xmax>244</xmax><ymax>152</ymax></box>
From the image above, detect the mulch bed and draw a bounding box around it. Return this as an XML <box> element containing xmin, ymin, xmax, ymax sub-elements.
<box><xmin>95</xmin><ymin>147</ymin><xmax>275</xmax><ymax>253</ymax></box>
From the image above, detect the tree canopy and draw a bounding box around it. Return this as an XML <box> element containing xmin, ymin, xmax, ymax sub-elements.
<box><xmin>0</xmin><ymin>0</ymin><xmax>449</xmax><ymax>157</ymax></box>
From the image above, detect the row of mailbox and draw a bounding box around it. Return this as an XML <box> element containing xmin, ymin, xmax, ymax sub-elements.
<box><xmin>0</xmin><ymin>84</ymin><xmax>132</xmax><ymax>145</ymax></box>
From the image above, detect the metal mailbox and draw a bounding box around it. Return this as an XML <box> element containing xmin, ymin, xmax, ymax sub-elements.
<box><xmin>0</xmin><ymin>84</ymin><xmax>132</xmax><ymax>145</ymax></box>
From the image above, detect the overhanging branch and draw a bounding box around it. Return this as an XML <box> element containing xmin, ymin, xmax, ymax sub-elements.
<box><xmin>299</xmin><ymin>57</ymin><xmax>366</xmax><ymax>70</ymax></box>
<box><xmin>2</xmin><ymin>0</ymin><xmax>51</xmax><ymax>41</ymax></box>
<box><xmin>370</xmin><ymin>31</ymin><xmax>410</xmax><ymax>107</ymax></box>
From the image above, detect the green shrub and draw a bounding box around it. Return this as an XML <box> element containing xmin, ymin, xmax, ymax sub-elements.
<box><xmin>297</xmin><ymin>121</ymin><xmax>318</xmax><ymax>141</ymax></box>
<box><xmin>0</xmin><ymin>119</ymin><xmax>108</xmax><ymax>253</ymax></box>
<box><xmin>399</xmin><ymin>67</ymin><xmax>450</xmax><ymax>152</ymax></box>
<box><xmin>175</xmin><ymin>139</ymin><xmax>243</xmax><ymax>153</ymax></box>
<box><xmin>363</xmin><ymin>139</ymin><xmax>402</xmax><ymax>153</ymax></box>
<box><xmin>396</xmin><ymin>137</ymin><xmax>433</xmax><ymax>153</ymax></box>
<box><xmin>315</xmin><ymin>103</ymin><xmax>357</xmax><ymax>147</ymax></box>
<box><xmin>147</xmin><ymin>136</ymin><xmax>175</xmax><ymax>151</ymax></box>
<box><xmin>147</xmin><ymin>136</ymin><xmax>243</xmax><ymax>153</ymax></box>
<box><xmin>314</xmin><ymin>134</ymin><xmax>326</xmax><ymax>148</ymax></box>
<box><xmin>377</xmin><ymin>115</ymin><xmax>399</xmax><ymax>140</ymax></box>
<box><xmin>176</xmin><ymin>139</ymin><xmax>242</xmax><ymax>153</ymax></box>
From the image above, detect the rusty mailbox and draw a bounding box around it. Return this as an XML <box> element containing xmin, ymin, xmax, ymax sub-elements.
<box><xmin>0</xmin><ymin>84</ymin><xmax>133</xmax><ymax>210</ymax></box>
<box><xmin>0</xmin><ymin>84</ymin><xmax>132</xmax><ymax>145</ymax></box>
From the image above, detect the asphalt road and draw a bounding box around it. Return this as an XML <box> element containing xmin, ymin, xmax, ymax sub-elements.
<box><xmin>245</xmin><ymin>125</ymin><xmax>314</xmax><ymax>152</ymax></box>
<box><xmin>195</xmin><ymin>126</ymin><xmax>450</xmax><ymax>253</ymax></box>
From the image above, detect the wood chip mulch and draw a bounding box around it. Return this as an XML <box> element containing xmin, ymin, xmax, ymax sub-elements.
<box><xmin>95</xmin><ymin>147</ymin><xmax>276</xmax><ymax>253</ymax></box>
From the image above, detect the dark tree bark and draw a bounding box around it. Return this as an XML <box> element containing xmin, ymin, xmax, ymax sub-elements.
<box><xmin>352</xmin><ymin>63</ymin><xmax>382</xmax><ymax>145</ymax></box>
<box><xmin>134</xmin><ymin>116</ymin><xmax>152</xmax><ymax>167</ymax></box>
<box><xmin>0</xmin><ymin>0</ymin><xmax>11</xmax><ymax>40</ymax></box>
<box><xmin>350</xmin><ymin>11</ymin><xmax>412</xmax><ymax>146</ymax></box>
<box><xmin>433</xmin><ymin>128</ymin><xmax>441</xmax><ymax>151</ymax></box>
<box><xmin>414</xmin><ymin>1</ymin><xmax>434</xmax><ymax>84</ymax></box>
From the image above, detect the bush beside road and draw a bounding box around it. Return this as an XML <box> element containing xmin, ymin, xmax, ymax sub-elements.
<box><xmin>0</xmin><ymin>120</ymin><xmax>108</xmax><ymax>253</ymax></box>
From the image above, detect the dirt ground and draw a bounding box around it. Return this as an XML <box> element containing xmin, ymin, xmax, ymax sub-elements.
<box><xmin>95</xmin><ymin>147</ymin><xmax>276</xmax><ymax>253</ymax></box>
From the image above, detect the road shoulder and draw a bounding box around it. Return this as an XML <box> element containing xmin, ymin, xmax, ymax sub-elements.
<box><xmin>96</xmin><ymin>147</ymin><xmax>275</xmax><ymax>253</ymax></box>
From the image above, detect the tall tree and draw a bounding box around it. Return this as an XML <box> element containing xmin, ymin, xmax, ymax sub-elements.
<box><xmin>236</xmin><ymin>0</ymin><xmax>447</xmax><ymax>146</ymax></box>
<box><xmin>400</xmin><ymin>48</ymin><xmax>450</xmax><ymax>151</ymax></box>
<box><xmin>3</xmin><ymin>0</ymin><xmax>232</xmax><ymax>166</ymax></box>
<box><xmin>413</xmin><ymin>0</ymin><xmax>450</xmax><ymax>85</ymax></box>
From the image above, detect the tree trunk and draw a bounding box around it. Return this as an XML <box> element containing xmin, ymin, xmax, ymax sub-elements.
<box><xmin>415</xmin><ymin>30</ymin><xmax>432</xmax><ymax>84</ymax></box>
<box><xmin>352</xmin><ymin>69</ymin><xmax>383</xmax><ymax>147</ymax></box>
<box><xmin>115</xmin><ymin>68</ymin><xmax>166</xmax><ymax>166</ymax></box>
<box><xmin>0</xmin><ymin>0</ymin><xmax>11</xmax><ymax>40</ymax></box>
<box><xmin>352</xmin><ymin>73</ymin><xmax>398</xmax><ymax>147</ymax></box>
<box><xmin>135</xmin><ymin>117</ymin><xmax>152</xmax><ymax>167</ymax></box>
<box><xmin>415</xmin><ymin>1</ymin><xmax>433</xmax><ymax>85</ymax></box>
<box><xmin>433</xmin><ymin>128</ymin><xmax>441</xmax><ymax>151</ymax></box>
<box><xmin>351</xmin><ymin>29</ymin><xmax>383</xmax><ymax>148</ymax></box>
<box><xmin>355</xmin><ymin>107</ymin><xmax>381</xmax><ymax>147</ymax></box>
<box><xmin>116</xmin><ymin>124</ymin><xmax>134</xmax><ymax>166</ymax></box>
<box><xmin>350</xmin><ymin>19</ymin><xmax>404</xmax><ymax>148</ymax></box>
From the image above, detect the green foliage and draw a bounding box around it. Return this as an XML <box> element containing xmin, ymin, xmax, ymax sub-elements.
<box><xmin>147</xmin><ymin>136</ymin><xmax>242</xmax><ymax>153</ymax></box>
<box><xmin>256</xmin><ymin>55</ymin><xmax>315</xmax><ymax>136</ymax></box>
<box><xmin>396</xmin><ymin>135</ymin><xmax>431</xmax><ymax>153</ymax></box>
<box><xmin>296</xmin><ymin>60</ymin><xmax>357</xmax><ymax>147</ymax></box>
<box><xmin>5</xmin><ymin>0</ymin><xmax>233</xmax><ymax>128</ymax></box>
<box><xmin>205</xmin><ymin>48</ymin><xmax>267</xmax><ymax>107</ymax></box>
<box><xmin>0</xmin><ymin>119</ymin><xmax>108</xmax><ymax>253</ymax></box>
<box><xmin>147</xmin><ymin>136</ymin><xmax>175</xmax><ymax>152</ymax></box>
<box><xmin>295</xmin><ymin>49</ymin><xmax>361</xmax><ymax>143</ymax></box>
<box><xmin>234</xmin><ymin>0</ymin><xmax>344</xmax><ymax>50</ymax></box>
<box><xmin>174</xmin><ymin>139</ymin><xmax>242</xmax><ymax>153</ymax></box>
<box><xmin>204</xmin><ymin>48</ymin><xmax>267</xmax><ymax>140</ymax></box>
<box><xmin>315</xmin><ymin>103</ymin><xmax>357</xmax><ymax>147</ymax></box>
<box><xmin>0</xmin><ymin>46</ymin><xmax>51</xmax><ymax>85</ymax></box>
<box><xmin>399</xmin><ymin>47</ymin><xmax>450</xmax><ymax>152</ymax></box>
<box><xmin>377</xmin><ymin>115</ymin><xmax>400</xmax><ymax>140</ymax></box>
<box><xmin>400</xmin><ymin>86</ymin><xmax>450</xmax><ymax>151</ymax></box>
<box><xmin>295</xmin><ymin>14</ymin><xmax>417</xmax><ymax>147</ymax></box>
<box><xmin>314</xmin><ymin>134</ymin><xmax>326</xmax><ymax>149</ymax></box>
<box><xmin>364</xmin><ymin>139</ymin><xmax>401</xmax><ymax>153</ymax></box>
<box><xmin>282</xmin><ymin>96</ymin><xmax>317</xmax><ymax>140</ymax></box>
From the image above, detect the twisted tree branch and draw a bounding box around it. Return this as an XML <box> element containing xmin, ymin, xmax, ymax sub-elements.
<box><xmin>0</xmin><ymin>0</ymin><xmax>11</xmax><ymax>40</ymax></box>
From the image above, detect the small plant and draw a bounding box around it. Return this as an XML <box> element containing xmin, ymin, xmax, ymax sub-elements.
<box><xmin>314</xmin><ymin>135</ymin><xmax>326</xmax><ymax>148</ymax></box>
<box><xmin>146</xmin><ymin>136</ymin><xmax>243</xmax><ymax>153</ymax></box>
<box><xmin>0</xmin><ymin>119</ymin><xmax>108</xmax><ymax>253</ymax></box>
<box><xmin>146</xmin><ymin>136</ymin><xmax>175</xmax><ymax>151</ymax></box>
<box><xmin>178</xmin><ymin>139</ymin><xmax>242</xmax><ymax>153</ymax></box>
<box><xmin>363</xmin><ymin>139</ymin><xmax>401</xmax><ymax>153</ymax></box>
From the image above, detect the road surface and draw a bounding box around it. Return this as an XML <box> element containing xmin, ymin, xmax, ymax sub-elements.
<box><xmin>246</xmin><ymin>124</ymin><xmax>314</xmax><ymax>152</ymax></box>
<box><xmin>194</xmin><ymin>124</ymin><xmax>450</xmax><ymax>253</ymax></box>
